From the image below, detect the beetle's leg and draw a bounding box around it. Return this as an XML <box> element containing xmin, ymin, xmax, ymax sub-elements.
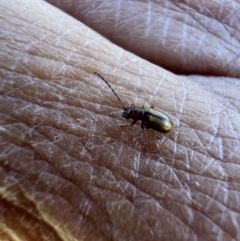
<box><xmin>141</xmin><ymin>123</ymin><xmax>147</xmax><ymax>143</ymax></box>
<box><xmin>119</xmin><ymin>120</ymin><xmax>137</xmax><ymax>128</ymax></box>
<box><xmin>147</xmin><ymin>129</ymin><xmax>161</xmax><ymax>140</ymax></box>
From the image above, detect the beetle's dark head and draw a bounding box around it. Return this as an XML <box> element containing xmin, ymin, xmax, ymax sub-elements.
<box><xmin>122</xmin><ymin>107</ymin><xmax>134</xmax><ymax>119</ymax></box>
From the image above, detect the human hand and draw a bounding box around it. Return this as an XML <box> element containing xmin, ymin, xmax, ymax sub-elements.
<box><xmin>1</xmin><ymin>0</ymin><xmax>240</xmax><ymax>240</ymax></box>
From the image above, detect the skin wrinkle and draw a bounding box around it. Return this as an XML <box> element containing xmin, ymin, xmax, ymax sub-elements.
<box><xmin>8</xmin><ymin>148</ymin><xmax>231</xmax><ymax>233</ymax></box>
<box><xmin>86</xmin><ymin>0</ymin><xmax>240</xmax><ymax>74</ymax></box>
<box><xmin>34</xmin><ymin>125</ymin><xmax>193</xmax><ymax>238</ymax></box>
<box><xmin>138</xmin><ymin>156</ymin><xmax>218</xmax><ymax>191</ymax></box>
<box><xmin>180</xmin><ymin>0</ymin><xmax>240</xmax><ymax>33</ymax></box>
<box><xmin>2</xmin><ymin>89</ymin><xmax>96</xmax><ymax>127</ymax></box>
<box><xmin>103</xmin><ymin>192</ymin><xmax>156</xmax><ymax>238</ymax></box>
<box><xmin>46</xmin><ymin>136</ymin><xmax>223</xmax><ymax>239</ymax></box>
<box><xmin>170</xmin><ymin>197</ymin><xmax>230</xmax><ymax>237</ymax></box>
<box><xmin>137</xmin><ymin>201</ymin><xmax>196</xmax><ymax>238</ymax></box>
<box><xmin>199</xmin><ymin>1</ymin><xmax>240</xmax><ymax>34</ymax></box>
<box><xmin>171</xmin><ymin>155</ymin><xmax>223</xmax><ymax>182</ymax></box>
<box><xmin>172</xmin><ymin>79</ymin><xmax>186</xmax><ymax>163</ymax></box>
<box><xmin>101</xmin><ymin>196</ymin><xmax>153</xmax><ymax>233</ymax></box>
<box><xmin>0</xmin><ymin>100</ymin><xmax>79</xmax><ymax>137</ymax></box>
<box><xmin>1</xmin><ymin>0</ymin><xmax>238</xmax><ymax>240</ymax></box>
<box><xmin>196</xmin><ymin>185</ymin><xmax>235</xmax><ymax>218</ymax></box>
<box><xmin>4</xmin><ymin>155</ymin><xmax>113</xmax><ymax>239</ymax></box>
<box><xmin>0</xmin><ymin>126</ymin><xmax>101</xmax><ymax>209</ymax></box>
<box><xmin>105</xmin><ymin>203</ymin><xmax>153</xmax><ymax>240</ymax></box>
<box><xmin>161</xmin><ymin>202</ymin><xmax>212</xmax><ymax>238</ymax></box>
<box><xmin>161</xmin><ymin>8</ymin><xmax>220</xmax><ymax>46</ymax></box>
<box><xmin>173</xmin><ymin>130</ymin><xmax>219</xmax><ymax>162</ymax></box>
<box><xmin>194</xmin><ymin>132</ymin><xmax>218</xmax><ymax>159</ymax></box>
<box><xmin>177</xmin><ymin>2</ymin><xmax>240</xmax><ymax>74</ymax></box>
<box><xmin>200</xmin><ymin>200</ymin><xmax>238</xmax><ymax>239</ymax></box>
<box><xmin>189</xmin><ymin>205</ymin><xmax>234</xmax><ymax>239</ymax></box>
<box><xmin>187</xmin><ymin>16</ymin><xmax>239</xmax><ymax>56</ymax></box>
<box><xmin>34</xmin><ymin>196</ymin><xmax>102</xmax><ymax>241</ymax></box>
<box><xmin>32</xmin><ymin>98</ymin><xmax>230</xmax><ymax>175</ymax></box>
<box><xmin>209</xmin><ymin>184</ymin><xmax>240</xmax><ymax>215</ymax></box>
<box><xmin>36</xmin><ymin>187</ymin><xmax>112</xmax><ymax>239</ymax></box>
<box><xmin>0</xmin><ymin>197</ymin><xmax>64</xmax><ymax>241</ymax></box>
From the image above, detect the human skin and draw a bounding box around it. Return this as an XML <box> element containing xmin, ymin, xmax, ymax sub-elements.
<box><xmin>0</xmin><ymin>0</ymin><xmax>240</xmax><ymax>240</ymax></box>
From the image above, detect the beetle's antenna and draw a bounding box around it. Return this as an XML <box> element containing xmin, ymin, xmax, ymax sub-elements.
<box><xmin>94</xmin><ymin>72</ymin><xmax>127</xmax><ymax>110</ymax></box>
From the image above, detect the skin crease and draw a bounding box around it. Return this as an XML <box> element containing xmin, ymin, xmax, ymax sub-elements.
<box><xmin>0</xmin><ymin>0</ymin><xmax>240</xmax><ymax>241</ymax></box>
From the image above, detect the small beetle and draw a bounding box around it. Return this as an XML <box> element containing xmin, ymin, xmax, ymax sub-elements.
<box><xmin>94</xmin><ymin>72</ymin><xmax>173</xmax><ymax>142</ymax></box>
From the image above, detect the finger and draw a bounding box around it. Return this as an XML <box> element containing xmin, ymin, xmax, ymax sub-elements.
<box><xmin>46</xmin><ymin>0</ymin><xmax>240</xmax><ymax>77</ymax></box>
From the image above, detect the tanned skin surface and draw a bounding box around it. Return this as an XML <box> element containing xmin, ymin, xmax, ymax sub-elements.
<box><xmin>1</xmin><ymin>1</ymin><xmax>240</xmax><ymax>240</ymax></box>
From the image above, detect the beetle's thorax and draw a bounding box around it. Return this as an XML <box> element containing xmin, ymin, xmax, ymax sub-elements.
<box><xmin>122</xmin><ymin>106</ymin><xmax>145</xmax><ymax>120</ymax></box>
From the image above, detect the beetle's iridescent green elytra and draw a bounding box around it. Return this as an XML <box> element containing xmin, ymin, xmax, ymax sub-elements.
<box><xmin>94</xmin><ymin>72</ymin><xmax>173</xmax><ymax>142</ymax></box>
